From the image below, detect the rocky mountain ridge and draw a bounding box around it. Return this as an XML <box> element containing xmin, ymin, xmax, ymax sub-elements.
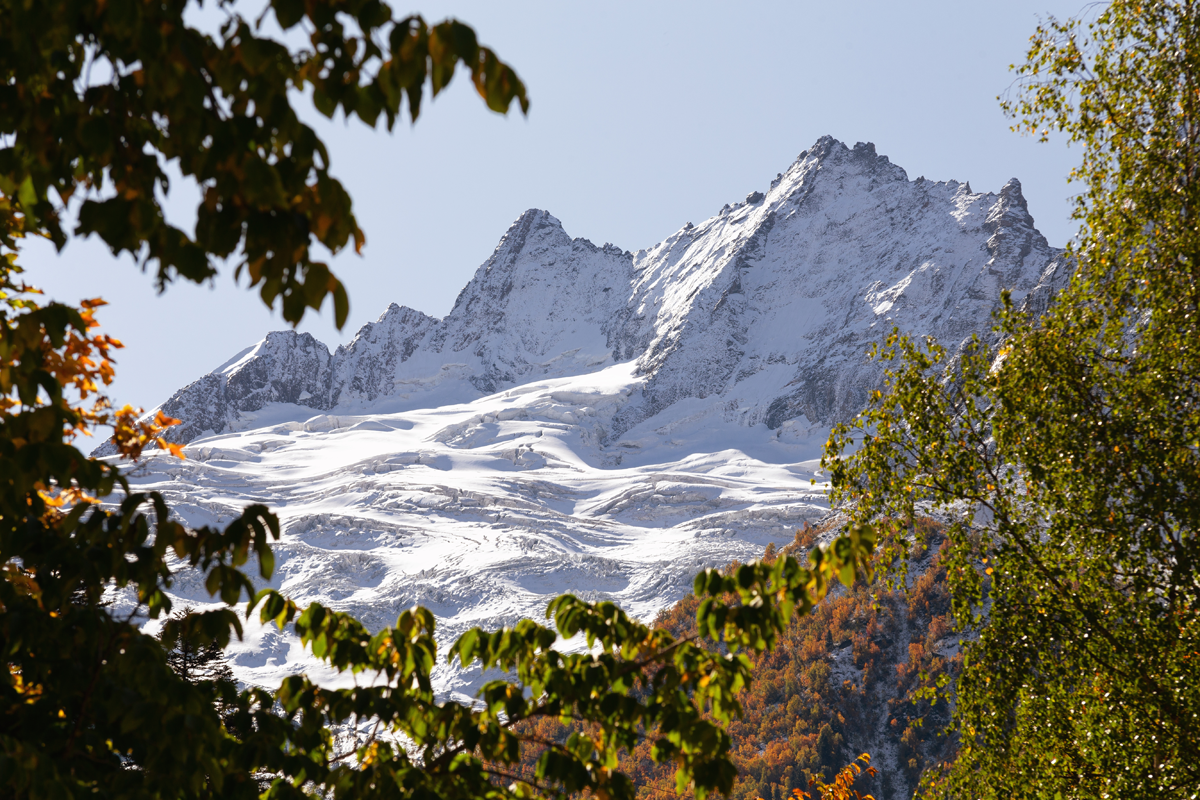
<box><xmin>109</xmin><ymin>135</ymin><xmax>1064</xmax><ymax>455</ymax></box>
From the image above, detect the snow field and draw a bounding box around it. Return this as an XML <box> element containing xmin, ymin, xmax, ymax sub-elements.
<box><xmin>122</xmin><ymin>361</ymin><xmax>832</xmax><ymax>698</ymax></box>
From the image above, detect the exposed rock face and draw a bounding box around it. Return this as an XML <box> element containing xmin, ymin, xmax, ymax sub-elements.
<box><xmin>425</xmin><ymin>208</ymin><xmax>639</xmax><ymax>394</ymax></box>
<box><xmin>96</xmin><ymin>332</ymin><xmax>333</xmax><ymax>454</ymax></box>
<box><xmin>611</xmin><ymin>137</ymin><xmax>1063</xmax><ymax>436</ymax></box>
<box><xmin>329</xmin><ymin>304</ymin><xmax>439</xmax><ymax>406</ymax></box>
<box><xmin>119</xmin><ymin>136</ymin><xmax>1066</xmax><ymax>449</ymax></box>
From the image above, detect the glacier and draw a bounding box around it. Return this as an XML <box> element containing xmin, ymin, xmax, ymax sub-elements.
<box><xmin>104</xmin><ymin>136</ymin><xmax>1066</xmax><ymax>698</ymax></box>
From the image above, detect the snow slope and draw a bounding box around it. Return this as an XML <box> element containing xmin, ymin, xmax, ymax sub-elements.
<box><xmin>107</xmin><ymin>137</ymin><xmax>1066</xmax><ymax>698</ymax></box>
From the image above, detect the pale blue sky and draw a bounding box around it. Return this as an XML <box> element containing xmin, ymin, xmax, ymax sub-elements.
<box><xmin>22</xmin><ymin>0</ymin><xmax>1084</xmax><ymax>445</ymax></box>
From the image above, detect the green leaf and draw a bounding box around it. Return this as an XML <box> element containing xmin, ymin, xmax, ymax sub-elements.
<box><xmin>17</xmin><ymin>174</ymin><xmax>37</xmax><ymax>210</ymax></box>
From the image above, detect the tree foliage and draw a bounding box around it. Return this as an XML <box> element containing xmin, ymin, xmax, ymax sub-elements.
<box><xmin>0</xmin><ymin>0</ymin><xmax>528</xmax><ymax>327</ymax></box>
<box><xmin>160</xmin><ymin>605</ymin><xmax>236</xmax><ymax>685</ymax></box>
<box><xmin>0</xmin><ymin>2</ymin><xmax>879</xmax><ymax>799</ymax></box>
<box><xmin>823</xmin><ymin>1</ymin><xmax>1200</xmax><ymax>796</ymax></box>
<box><xmin>794</xmin><ymin>753</ymin><xmax>876</xmax><ymax>800</ymax></box>
<box><xmin>604</xmin><ymin>523</ymin><xmax>954</xmax><ymax>800</ymax></box>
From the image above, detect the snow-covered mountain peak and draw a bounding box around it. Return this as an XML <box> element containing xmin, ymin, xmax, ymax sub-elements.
<box><xmin>602</xmin><ymin>137</ymin><xmax>1059</xmax><ymax>438</ymax></box>
<box><xmin>105</xmin><ymin>138</ymin><xmax>1070</xmax><ymax>697</ymax></box>
<box><xmin>123</xmin><ymin>136</ymin><xmax>1063</xmax><ymax>453</ymax></box>
<box><xmin>427</xmin><ymin>207</ymin><xmax>637</xmax><ymax>396</ymax></box>
<box><xmin>477</xmin><ymin>208</ymin><xmax>570</xmax><ymax>272</ymax></box>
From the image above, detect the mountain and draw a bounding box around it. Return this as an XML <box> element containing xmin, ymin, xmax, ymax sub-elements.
<box><xmin>104</xmin><ymin>137</ymin><xmax>1065</xmax><ymax>701</ymax></box>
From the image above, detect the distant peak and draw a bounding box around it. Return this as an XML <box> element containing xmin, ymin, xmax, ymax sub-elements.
<box><xmin>784</xmin><ymin>135</ymin><xmax>907</xmax><ymax>188</ymax></box>
<box><xmin>491</xmin><ymin>209</ymin><xmax>564</xmax><ymax>255</ymax></box>
<box><xmin>379</xmin><ymin>303</ymin><xmax>437</xmax><ymax>323</ymax></box>
<box><xmin>475</xmin><ymin>208</ymin><xmax>573</xmax><ymax>282</ymax></box>
<box><xmin>999</xmin><ymin>177</ymin><xmax>1029</xmax><ymax>211</ymax></box>
<box><xmin>264</xmin><ymin>329</ymin><xmax>321</xmax><ymax>347</ymax></box>
<box><xmin>793</xmin><ymin>136</ymin><xmax>903</xmax><ymax>169</ymax></box>
<box><xmin>513</xmin><ymin>208</ymin><xmax>563</xmax><ymax>229</ymax></box>
<box><xmin>503</xmin><ymin>208</ymin><xmax>568</xmax><ymax>243</ymax></box>
<box><xmin>799</xmin><ymin>134</ymin><xmax>846</xmax><ymax>163</ymax></box>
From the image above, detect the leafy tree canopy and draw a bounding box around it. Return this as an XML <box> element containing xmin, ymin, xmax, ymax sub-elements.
<box><xmin>1</xmin><ymin>0</ymin><xmax>528</xmax><ymax>328</ymax></box>
<box><xmin>823</xmin><ymin>1</ymin><xmax>1200</xmax><ymax>796</ymax></box>
<box><xmin>0</xmin><ymin>2</ymin><xmax>877</xmax><ymax>799</ymax></box>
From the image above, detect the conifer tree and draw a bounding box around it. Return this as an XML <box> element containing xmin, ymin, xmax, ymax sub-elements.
<box><xmin>159</xmin><ymin>607</ymin><xmax>236</xmax><ymax>686</ymax></box>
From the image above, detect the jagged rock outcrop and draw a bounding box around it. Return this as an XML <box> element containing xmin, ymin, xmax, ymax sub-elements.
<box><xmin>610</xmin><ymin>137</ymin><xmax>1064</xmax><ymax>436</ymax></box>
<box><xmin>329</xmin><ymin>304</ymin><xmax>439</xmax><ymax>406</ymax></box>
<box><xmin>424</xmin><ymin>208</ymin><xmax>639</xmax><ymax>394</ymax></box>
<box><xmin>116</xmin><ymin>136</ymin><xmax>1066</xmax><ymax>449</ymax></box>
<box><xmin>95</xmin><ymin>331</ymin><xmax>333</xmax><ymax>454</ymax></box>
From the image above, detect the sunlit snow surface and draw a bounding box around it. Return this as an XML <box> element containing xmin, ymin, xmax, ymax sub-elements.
<box><xmin>121</xmin><ymin>362</ymin><xmax>831</xmax><ymax>698</ymax></box>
